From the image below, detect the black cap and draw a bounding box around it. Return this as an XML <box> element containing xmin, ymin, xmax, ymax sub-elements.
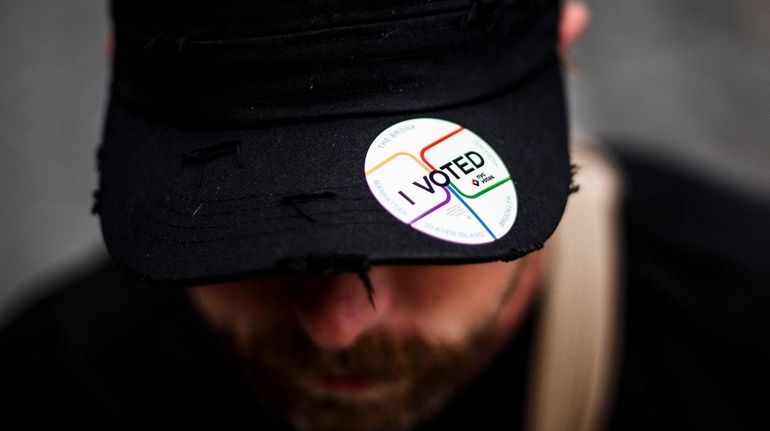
<box><xmin>97</xmin><ymin>0</ymin><xmax>570</xmax><ymax>285</ymax></box>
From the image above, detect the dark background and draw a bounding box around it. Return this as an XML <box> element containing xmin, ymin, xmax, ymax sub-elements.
<box><xmin>1</xmin><ymin>0</ymin><xmax>768</xmax><ymax>321</ymax></box>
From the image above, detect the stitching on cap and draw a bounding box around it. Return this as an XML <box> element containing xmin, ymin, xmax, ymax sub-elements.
<box><xmin>213</xmin><ymin>24</ymin><xmax>461</xmax><ymax>57</ymax></box>
<box><xmin>163</xmin><ymin>179</ymin><xmax>368</xmax><ymax>203</ymax></box>
<box><xmin>157</xmin><ymin>195</ymin><xmax>374</xmax><ymax>218</ymax></box>
<box><xmin>136</xmin><ymin>215</ymin><xmax>399</xmax><ymax>246</ymax></box>
<box><xmin>147</xmin><ymin>205</ymin><xmax>383</xmax><ymax>231</ymax></box>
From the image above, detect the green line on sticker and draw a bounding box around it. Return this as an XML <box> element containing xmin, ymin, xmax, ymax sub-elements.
<box><xmin>451</xmin><ymin>177</ymin><xmax>512</xmax><ymax>198</ymax></box>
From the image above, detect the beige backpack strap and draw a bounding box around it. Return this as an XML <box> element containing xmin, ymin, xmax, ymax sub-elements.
<box><xmin>526</xmin><ymin>141</ymin><xmax>624</xmax><ymax>431</ymax></box>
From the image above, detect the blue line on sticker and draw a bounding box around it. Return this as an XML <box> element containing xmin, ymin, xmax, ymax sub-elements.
<box><xmin>446</xmin><ymin>185</ymin><xmax>497</xmax><ymax>240</ymax></box>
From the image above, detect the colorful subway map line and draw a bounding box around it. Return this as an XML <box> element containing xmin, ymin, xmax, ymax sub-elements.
<box><xmin>365</xmin><ymin>152</ymin><xmax>452</xmax><ymax>226</ymax></box>
<box><xmin>419</xmin><ymin>127</ymin><xmax>512</xmax><ymax>199</ymax></box>
<box><xmin>366</xmin><ymin>126</ymin><xmax>500</xmax><ymax>237</ymax></box>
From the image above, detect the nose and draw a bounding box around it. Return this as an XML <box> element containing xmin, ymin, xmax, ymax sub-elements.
<box><xmin>292</xmin><ymin>272</ymin><xmax>389</xmax><ymax>350</ymax></box>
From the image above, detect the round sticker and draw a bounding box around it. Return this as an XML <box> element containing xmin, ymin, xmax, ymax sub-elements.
<box><xmin>364</xmin><ymin>118</ymin><xmax>517</xmax><ymax>244</ymax></box>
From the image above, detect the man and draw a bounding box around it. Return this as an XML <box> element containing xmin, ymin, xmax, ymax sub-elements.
<box><xmin>1</xmin><ymin>1</ymin><xmax>768</xmax><ymax>430</ymax></box>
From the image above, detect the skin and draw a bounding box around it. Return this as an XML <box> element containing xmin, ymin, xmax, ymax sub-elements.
<box><xmin>188</xmin><ymin>253</ymin><xmax>544</xmax><ymax>431</ymax></box>
<box><xmin>186</xmin><ymin>4</ymin><xmax>589</xmax><ymax>430</ymax></box>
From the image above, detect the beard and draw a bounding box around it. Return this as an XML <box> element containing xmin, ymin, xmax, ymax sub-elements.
<box><xmin>215</xmin><ymin>317</ymin><xmax>502</xmax><ymax>431</ymax></box>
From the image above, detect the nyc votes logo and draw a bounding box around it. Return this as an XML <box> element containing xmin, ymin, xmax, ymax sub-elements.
<box><xmin>365</xmin><ymin>118</ymin><xmax>517</xmax><ymax>245</ymax></box>
<box><xmin>396</xmin><ymin>149</ymin><xmax>485</xmax><ymax>206</ymax></box>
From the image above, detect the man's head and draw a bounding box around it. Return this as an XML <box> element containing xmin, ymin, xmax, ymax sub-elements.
<box><xmin>97</xmin><ymin>1</ymin><xmax>588</xmax><ymax>429</ymax></box>
<box><xmin>181</xmin><ymin>6</ymin><xmax>589</xmax><ymax>428</ymax></box>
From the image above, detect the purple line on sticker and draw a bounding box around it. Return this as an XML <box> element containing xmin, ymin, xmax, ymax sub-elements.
<box><xmin>408</xmin><ymin>187</ymin><xmax>451</xmax><ymax>225</ymax></box>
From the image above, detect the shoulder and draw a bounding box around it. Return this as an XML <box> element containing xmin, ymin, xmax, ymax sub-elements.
<box><xmin>597</xmin><ymin>139</ymin><xmax>770</xmax><ymax>430</ymax></box>
<box><xmin>0</xmin><ymin>258</ymin><xmax>152</xmax><ymax>425</ymax></box>
<box><xmin>615</xmin><ymin>142</ymin><xmax>769</xmax><ymax>276</ymax></box>
<box><xmin>0</xmin><ymin>257</ymin><xmax>186</xmax><ymax>364</ymax></box>
<box><xmin>0</xmin><ymin>256</ymin><xmax>263</xmax><ymax>427</ymax></box>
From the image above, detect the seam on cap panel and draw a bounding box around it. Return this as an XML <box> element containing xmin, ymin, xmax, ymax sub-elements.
<box><xmin>217</xmin><ymin>1</ymin><xmax>472</xmax><ymax>30</ymax></box>
<box><xmin>115</xmin><ymin>21</ymin><xmax>464</xmax><ymax>61</ymax></box>
<box><xmin>152</xmin><ymin>190</ymin><xmax>374</xmax><ymax>217</ymax></box>
<box><xmin>199</xmin><ymin>23</ymin><xmax>465</xmax><ymax>58</ymax></box>
<box><xmin>114</xmin><ymin>2</ymin><xmax>472</xmax><ymax>48</ymax></box>
<box><xmin>136</xmin><ymin>216</ymin><xmax>400</xmax><ymax>246</ymax></box>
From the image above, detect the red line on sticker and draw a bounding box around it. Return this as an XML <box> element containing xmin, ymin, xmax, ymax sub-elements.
<box><xmin>418</xmin><ymin>127</ymin><xmax>465</xmax><ymax>170</ymax></box>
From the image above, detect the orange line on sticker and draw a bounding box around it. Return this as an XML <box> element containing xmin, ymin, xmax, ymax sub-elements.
<box><xmin>365</xmin><ymin>152</ymin><xmax>431</xmax><ymax>176</ymax></box>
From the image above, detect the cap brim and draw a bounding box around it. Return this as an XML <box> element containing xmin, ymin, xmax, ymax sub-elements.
<box><xmin>98</xmin><ymin>59</ymin><xmax>570</xmax><ymax>285</ymax></box>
